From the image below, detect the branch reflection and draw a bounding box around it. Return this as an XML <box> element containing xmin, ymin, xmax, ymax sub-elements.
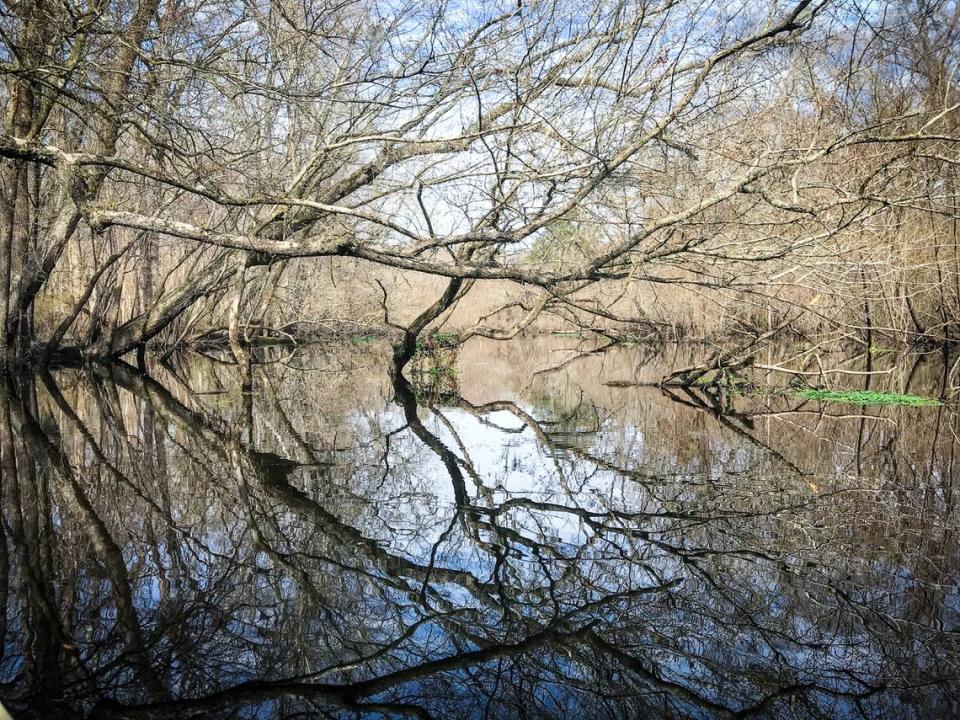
<box><xmin>0</xmin><ymin>341</ymin><xmax>957</xmax><ymax>719</ymax></box>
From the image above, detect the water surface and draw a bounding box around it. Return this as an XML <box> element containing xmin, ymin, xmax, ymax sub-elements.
<box><xmin>0</xmin><ymin>338</ymin><xmax>958</xmax><ymax>718</ymax></box>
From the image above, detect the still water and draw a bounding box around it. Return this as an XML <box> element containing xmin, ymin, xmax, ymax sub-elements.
<box><xmin>0</xmin><ymin>337</ymin><xmax>958</xmax><ymax>719</ymax></box>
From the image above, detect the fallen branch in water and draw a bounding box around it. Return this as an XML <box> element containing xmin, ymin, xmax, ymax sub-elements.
<box><xmin>753</xmin><ymin>363</ymin><xmax>894</xmax><ymax>377</ymax></box>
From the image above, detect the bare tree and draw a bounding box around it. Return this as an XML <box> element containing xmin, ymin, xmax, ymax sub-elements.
<box><xmin>0</xmin><ymin>0</ymin><xmax>957</xmax><ymax>372</ymax></box>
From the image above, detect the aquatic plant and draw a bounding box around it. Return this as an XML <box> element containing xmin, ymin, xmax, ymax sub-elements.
<box><xmin>794</xmin><ymin>389</ymin><xmax>942</xmax><ymax>407</ymax></box>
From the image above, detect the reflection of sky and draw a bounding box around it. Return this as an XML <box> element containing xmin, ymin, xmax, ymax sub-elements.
<box><xmin>4</xmin><ymin>363</ymin><xmax>960</xmax><ymax>719</ymax></box>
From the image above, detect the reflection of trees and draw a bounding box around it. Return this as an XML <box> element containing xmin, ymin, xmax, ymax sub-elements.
<box><xmin>0</xmin><ymin>348</ymin><xmax>957</xmax><ymax>718</ymax></box>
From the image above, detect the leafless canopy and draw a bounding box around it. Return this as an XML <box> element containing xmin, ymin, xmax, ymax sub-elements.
<box><xmin>0</xmin><ymin>0</ymin><xmax>958</xmax><ymax>363</ymax></box>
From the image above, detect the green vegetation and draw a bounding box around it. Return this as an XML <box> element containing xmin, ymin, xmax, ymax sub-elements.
<box><xmin>429</xmin><ymin>331</ymin><xmax>459</xmax><ymax>348</ymax></box>
<box><xmin>425</xmin><ymin>364</ymin><xmax>456</xmax><ymax>379</ymax></box>
<box><xmin>414</xmin><ymin>331</ymin><xmax>459</xmax><ymax>352</ymax></box>
<box><xmin>410</xmin><ymin>359</ymin><xmax>458</xmax><ymax>403</ymax></box>
<box><xmin>794</xmin><ymin>389</ymin><xmax>942</xmax><ymax>407</ymax></box>
<box><xmin>411</xmin><ymin>331</ymin><xmax>460</xmax><ymax>400</ymax></box>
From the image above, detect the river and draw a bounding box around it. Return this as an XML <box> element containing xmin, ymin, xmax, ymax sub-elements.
<box><xmin>0</xmin><ymin>337</ymin><xmax>957</xmax><ymax>718</ymax></box>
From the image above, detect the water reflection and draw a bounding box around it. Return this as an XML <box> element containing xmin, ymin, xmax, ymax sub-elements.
<box><xmin>0</xmin><ymin>339</ymin><xmax>958</xmax><ymax>718</ymax></box>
